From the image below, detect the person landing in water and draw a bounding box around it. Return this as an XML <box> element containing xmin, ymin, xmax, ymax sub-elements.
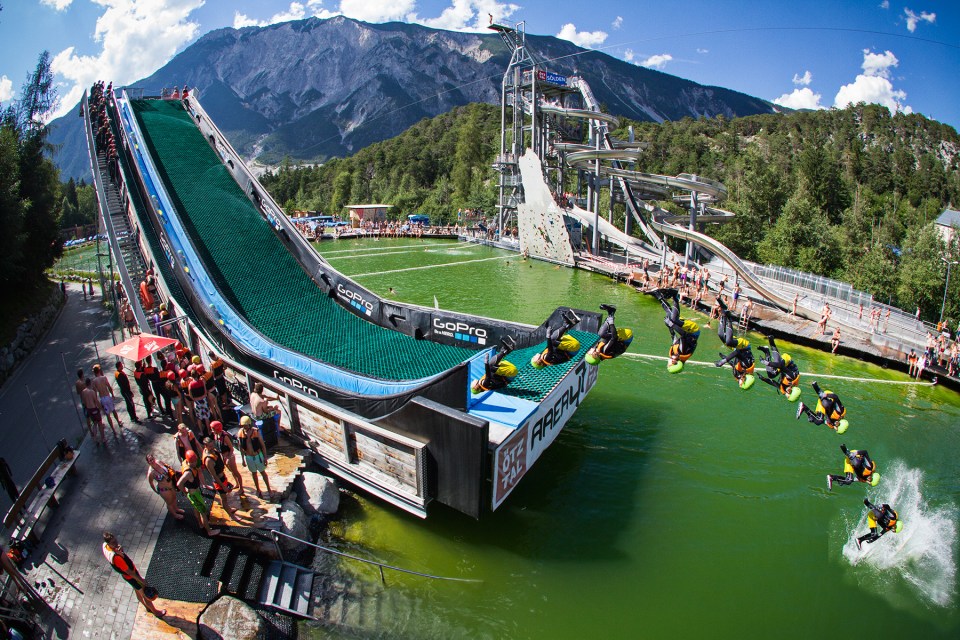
<box><xmin>585</xmin><ymin>304</ymin><xmax>634</xmax><ymax>366</ymax></box>
<box><xmin>471</xmin><ymin>336</ymin><xmax>519</xmax><ymax>394</ymax></box>
<box><xmin>796</xmin><ymin>381</ymin><xmax>847</xmax><ymax>431</ymax></box>
<box><xmin>827</xmin><ymin>444</ymin><xmax>878</xmax><ymax>490</ymax></box>
<box><xmin>646</xmin><ymin>288</ymin><xmax>700</xmax><ymax>372</ymax></box>
<box><xmin>531</xmin><ymin>310</ymin><xmax>581</xmax><ymax>369</ymax></box>
<box><xmin>856</xmin><ymin>498</ymin><xmax>901</xmax><ymax>550</ymax></box>
<box><xmin>757</xmin><ymin>335</ymin><xmax>801</xmax><ymax>400</ymax></box>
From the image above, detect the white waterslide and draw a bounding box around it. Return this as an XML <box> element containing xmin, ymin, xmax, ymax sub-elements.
<box><xmin>534</xmin><ymin>81</ymin><xmax>821</xmax><ymax>319</ymax></box>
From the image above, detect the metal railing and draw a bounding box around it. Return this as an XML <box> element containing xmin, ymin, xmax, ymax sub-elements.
<box><xmin>270</xmin><ymin>530</ymin><xmax>482</xmax><ymax>586</ymax></box>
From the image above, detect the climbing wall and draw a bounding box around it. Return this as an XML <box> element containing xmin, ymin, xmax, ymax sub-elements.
<box><xmin>517</xmin><ymin>151</ymin><xmax>576</xmax><ymax>265</ymax></box>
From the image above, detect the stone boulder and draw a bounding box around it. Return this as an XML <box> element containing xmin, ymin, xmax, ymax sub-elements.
<box><xmin>199</xmin><ymin>595</ymin><xmax>265</xmax><ymax>640</ymax></box>
<box><xmin>296</xmin><ymin>471</ymin><xmax>340</xmax><ymax>515</ymax></box>
<box><xmin>278</xmin><ymin>499</ymin><xmax>309</xmax><ymax>552</ymax></box>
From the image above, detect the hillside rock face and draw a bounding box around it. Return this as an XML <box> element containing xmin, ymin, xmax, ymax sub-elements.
<box><xmin>50</xmin><ymin>16</ymin><xmax>775</xmax><ymax>178</ymax></box>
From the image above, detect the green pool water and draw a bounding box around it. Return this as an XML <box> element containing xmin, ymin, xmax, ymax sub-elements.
<box><xmin>305</xmin><ymin>238</ymin><xmax>960</xmax><ymax>638</ymax></box>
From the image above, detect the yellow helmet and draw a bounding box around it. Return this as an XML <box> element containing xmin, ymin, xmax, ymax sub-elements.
<box><xmin>736</xmin><ymin>338</ymin><xmax>749</xmax><ymax>349</ymax></box>
<box><xmin>783</xmin><ymin>354</ymin><xmax>792</xmax><ymax>364</ymax></box>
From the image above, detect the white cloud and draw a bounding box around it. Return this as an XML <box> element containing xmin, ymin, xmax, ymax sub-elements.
<box><xmin>612</xmin><ymin>16</ymin><xmax>622</xmax><ymax>30</ymax></box>
<box><xmin>234</xmin><ymin>1</ymin><xmax>321</xmax><ymax>29</ymax></box>
<box><xmin>623</xmin><ymin>48</ymin><xmax>634</xmax><ymax>63</ymax></box>
<box><xmin>641</xmin><ymin>53</ymin><xmax>672</xmax><ymax>69</ymax></box>
<box><xmin>696</xmin><ymin>48</ymin><xmax>708</xmax><ymax>54</ymax></box>
<box><xmin>337</xmin><ymin>0</ymin><xmax>416</xmax><ymax>22</ymax></box>
<box><xmin>861</xmin><ymin>48</ymin><xmax>898</xmax><ymax>78</ymax></box>
<box><xmin>792</xmin><ymin>70</ymin><xmax>813</xmax><ymax>86</ymax></box>
<box><xmin>50</xmin><ymin>0</ymin><xmax>204</xmax><ymax>120</ymax></box>
<box><xmin>774</xmin><ymin>87</ymin><xmax>824</xmax><ymax>110</ymax></box>
<box><xmin>834</xmin><ymin>50</ymin><xmax>911</xmax><ymax>114</ymax></box>
<box><xmin>233</xmin><ymin>0</ymin><xmax>521</xmax><ymax>32</ymax></box>
<box><xmin>556</xmin><ymin>23</ymin><xmax>608</xmax><ymax>48</ymax></box>
<box><xmin>418</xmin><ymin>0</ymin><xmax>520</xmax><ymax>32</ymax></box>
<box><xmin>879</xmin><ymin>0</ymin><xmax>889</xmax><ymax>8</ymax></box>
<box><xmin>904</xmin><ymin>8</ymin><xmax>935</xmax><ymax>32</ymax></box>
<box><xmin>40</xmin><ymin>0</ymin><xmax>74</xmax><ymax>10</ymax></box>
<box><xmin>0</xmin><ymin>75</ymin><xmax>13</xmax><ymax>103</ymax></box>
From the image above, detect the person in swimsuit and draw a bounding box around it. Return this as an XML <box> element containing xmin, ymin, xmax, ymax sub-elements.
<box><xmin>145</xmin><ymin>454</ymin><xmax>184</xmax><ymax>519</ymax></box>
<box><xmin>203</xmin><ymin>438</ymin><xmax>238</xmax><ymax>517</ymax></box>
<box><xmin>211</xmin><ymin>421</ymin><xmax>244</xmax><ymax>497</ymax></box>
<box><xmin>91</xmin><ymin>364</ymin><xmax>121</xmax><ymax>438</ymax></box>
<box><xmin>237</xmin><ymin>416</ymin><xmax>273</xmax><ymax>499</ymax></box>
<box><xmin>176</xmin><ymin>451</ymin><xmax>219</xmax><ymax>536</ymax></box>
<box><xmin>187</xmin><ymin>369</ymin><xmax>212</xmax><ymax>438</ymax></box>
<box><xmin>80</xmin><ymin>379</ymin><xmax>106</xmax><ymax>445</ymax></box>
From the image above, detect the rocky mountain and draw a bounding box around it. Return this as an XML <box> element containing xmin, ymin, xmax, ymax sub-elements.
<box><xmin>50</xmin><ymin>16</ymin><xmax>777</xmax><ymax>179</ymax></box>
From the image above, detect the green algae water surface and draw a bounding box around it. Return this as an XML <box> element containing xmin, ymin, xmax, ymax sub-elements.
<box><xmin>306</xmin><ymin>238</ymin><xmax>960</xmax><ymax>638</ymax></box>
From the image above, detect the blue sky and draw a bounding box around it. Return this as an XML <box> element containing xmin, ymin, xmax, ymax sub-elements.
<box><xmin>0</xmin><ymin>1</ymin><xmax>958</xmax><ymax>129</ymax></box>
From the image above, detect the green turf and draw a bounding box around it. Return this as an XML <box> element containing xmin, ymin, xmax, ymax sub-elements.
<box><xmin>131</xmin><ymin>99</ymin><xmax>475</xmax><ymax>381</ymax></box>
<box><xmin>498</xmin><ymin>330</ymin><xmax>599</xmax><ymax>403</ymax></box>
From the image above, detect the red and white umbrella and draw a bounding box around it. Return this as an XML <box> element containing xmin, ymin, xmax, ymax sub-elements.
<box><xmin>106</xmin><ymin>333</ymin><xmax>179</xmax><ymax>361</ymax></box>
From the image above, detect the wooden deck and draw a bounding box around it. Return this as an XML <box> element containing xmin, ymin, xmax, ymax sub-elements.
<box><xmin>207</xmin><ymin>437</ymin><xmax>309</xmax><ymax>530</ymax></box>
<box><xmin>131</xmin><ymin>598</ymin><xmax>203</xmax><ymax>639</ymax></box>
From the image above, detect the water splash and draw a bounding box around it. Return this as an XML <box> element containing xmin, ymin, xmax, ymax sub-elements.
<box><xmin>841</xmin><ymin>460</ymin><xmax>957</xmax><ymax>608</ymax></box>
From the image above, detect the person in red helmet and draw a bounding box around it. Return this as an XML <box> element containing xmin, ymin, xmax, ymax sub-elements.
<box><xmin>210</xmin><ymin>421</ymin><xmax>244</xmax><ymax>497</ymax></box>
<box><xmin>177</xmin><ymin>450</ymin><xmax>219</xmax><ymax>536</ymax></box>
<box><xmin>164</xmin><ymin>371</ymin><xmax>184</xmax><ymax>423</ymax></box>
<box><xmin>203</xmin><ymin>438</ymin><xmax>237</xmax><ymax>517</ymax></box>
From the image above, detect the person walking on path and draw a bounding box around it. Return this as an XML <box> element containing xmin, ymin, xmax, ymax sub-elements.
<box><xmin>114</xmin><ymin>361</ymin><xmax>140</xmax><ymax>424</ymax></box>
<box><xmin>177</xmin><ymin>451</ymin><xmax>220</xmax><ymax>537</ymax></box>
<box><xmin>91</xmin><ymin>364</ymin><xmax>122</xmax><ymax>437</ymax></box>
<box><xmin>75</xmin><ymin>368</ymin><xmax>93</xmax><ymax>435</ymax></box>
<box><xmin>237</xmin><ymin>416</ymin><xmax>273</xmax><ymax>499</ymax></box>
<box><xmin>101</xmin><ymin>532</ymin><xmax>166</xmax><ymax>618</ymax></box>
<box><xmin>80</xmin><ymin>379</ymin><xmax>106</xmax><ymax>445</ymax></box>
<box><xmin>133</xmin><ymin>360</ymin><xmax>156</xmax><ymax>418</ymax></box>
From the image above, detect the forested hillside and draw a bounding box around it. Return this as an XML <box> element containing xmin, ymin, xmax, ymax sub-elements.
<box><xmin>262</xmin><ymin>103</ymin><xmax>960</xmax><ymax>321</ymax></box>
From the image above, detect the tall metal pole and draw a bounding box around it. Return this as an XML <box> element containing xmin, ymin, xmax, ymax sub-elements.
<box><xmin>25</xmin><ymin>385</ymin><xmax>53</xmax><ymax>450</ymax></box>
<box><xmin>940</xmin><ymin>259</ymin><xmax>957</xmax><ymax>325</ymax></box>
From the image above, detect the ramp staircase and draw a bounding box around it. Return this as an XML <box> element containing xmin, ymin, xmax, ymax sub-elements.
<box><xmin>96</xmin><ymin>151</ymin><xmax>148</xmax><ymax>293</ymax></box>
<box><xmin>257</xmin><ymin>560</ymin><xmax>315</xmax><ymax>618</ymax></box>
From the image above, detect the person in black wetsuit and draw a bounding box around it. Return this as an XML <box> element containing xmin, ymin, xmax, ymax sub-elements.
<box><xmin>531</xmin><ymin>310</ymin><xmax>581</xmax><ymax>369</ymax></box>
<box><xmin>586</xmin><ymin>304</ymin><xmax>633</xmax><ymax>365</ymax></box>
<box><xmin>796</xmin><ymin>381</ymin><xmax>846</xmax><ymax>430</ymax></box>
<box><xmin>827</xmin><ymin>444</ymin><xmax>877</xmax><ymax>490</ymax></box>
<box><xmin>856</xmin><ymin>498</ymin><xmax>900</xmax><ymax>549</ymax></box>
<box><xmin>472</xmin><ymin>336</ymin><xmax>519</xmax><ymax>394</ymax></box>
<box><xmin>646</xmin><ymin>288</ymin><xmax>700</xmax><ymax>371</ymax></box>
<box><xmin>757</xmin><ymin>336</ymin><xmax>801</xmax><ymax>398</ymax></box>
<box><xmin>715</xmin><ymin>336</ymin><xmax>755</xmax><ymax>386</ymax></box>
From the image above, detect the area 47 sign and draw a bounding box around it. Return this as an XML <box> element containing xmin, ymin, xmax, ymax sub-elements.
<box><xmin>491</xmin><ymin>359</ymin><xmax>597</xmax><ymax>510</ymax></box>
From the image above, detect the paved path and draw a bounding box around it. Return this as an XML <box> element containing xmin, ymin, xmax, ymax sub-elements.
<box><xmin>0</xmin><ymin>283</ymin><xmax>197</xmax><ymax>639</ymax></box>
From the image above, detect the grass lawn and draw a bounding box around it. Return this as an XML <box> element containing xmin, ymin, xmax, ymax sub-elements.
<box><xmin>0</xmin><ymin>279</ymin><xmax>57</xmax><ymax>347</ymax></box>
